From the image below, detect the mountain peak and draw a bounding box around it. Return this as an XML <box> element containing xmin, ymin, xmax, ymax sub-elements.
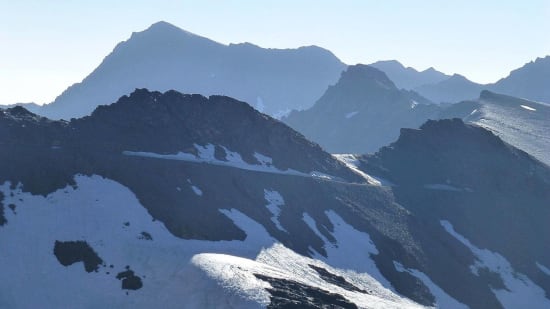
<box><xmin>342</xmin><ymin>65</ymin><xmax>396</xmax><ymax>90</ymax></box>
<box><xmin>135</xmin><ymin>21</ymin><xmax>204</xmax><ymax>41</ymax></box>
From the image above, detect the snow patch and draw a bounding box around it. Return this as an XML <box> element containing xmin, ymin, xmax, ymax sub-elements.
<box><xmin>303</xmin><ymin>211</ymin><xmax>392</xmax><ymax>290</ymax></box>
<box><xmin>410</xmin><ymin>101</ymin><xmax>419</xmax><ymax>109</ymax></box>
<box><xmin>441</xmin><ymin>220</ymin><xmax>550</xmax><ymax>309</ymax></box>
<box><xmin>191</xmin><ymin>186</ymin><xmax>203</xmax><ymax>196</ymax></box>
<box><xmin>333</xmin><ymin>154</ymin><xmax>382</xmax><ymax>186</ymax></box>
<box><xmin>264</xmin><ymin>190</ymin><xmax>286</xmax><ymax>232</ymax></box>
<box><xmin>345</xmin><ymin>111</ymin><xmax>359</xmax><ymax>119</ymax></box>
<box><xmin>394</xmin><ymin>261</ymin><xmax>469</xmax><ymax>309</ymax></box>
<box><xmin>536</xmin><ymin>262</ymin><xmax>550</xmax><ymax>276</ymax></box>
<box><xmin>520</xmin><ymin>105</ymin><xmax>536</xmax><ymax>111</ymax></box>
<box><xmin>123</xmin><ymin>144</ymin><xmax>339</xmax><ymax>181</ymax></box>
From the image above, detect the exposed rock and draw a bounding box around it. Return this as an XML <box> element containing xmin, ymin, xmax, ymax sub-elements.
<box><xmin>53</xmin><ymin>240</ymin><xmax>103</xmax><ymax>272</ymax></box>
<box><xmin>254</xmin><ymin>273</ymin><xmax>358</xmax><ymax>309</ymax></box>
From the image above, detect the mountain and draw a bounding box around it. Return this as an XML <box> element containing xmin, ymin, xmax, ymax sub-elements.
<box><xmin>439</xmin><ymin>90</ymin><xmax>550</xmax><ymax>166</ymax></box>
<box><xmin>413</xmin><ymin>74</ymin><xmax>485</xmax><ymax>104</ymax></box>
<box><xmin>357</xmin><ymin>118</ymin><xmax>550</xmax><ymax>309</ymax></box>
<box><xmin>491</xmin><ymin>56</ymin><xmax>550</xmax><ymax>104</ymax></box>
<box><xmin>370</xmin><ymin>60</ymin><xmax>450</xmax><ymax>90</ymax></box>
<box><xmin>2</xmin><ymin>102</ymin><xmax>41</xmax><ymax>114</ymax></box>
<box><xmin>284</xmin><ymin>65</ymin><xmax>441</xmax><ymax>154</ymax></box>
<box><xmin>2</xmin><ymin>89</ymin><xmax>550</xmax><ymax>308</ymax></box>
<box><xmin>36</xmin><ymin>21</ymin><xmax>345</xmax><ymax>120</ymax></box>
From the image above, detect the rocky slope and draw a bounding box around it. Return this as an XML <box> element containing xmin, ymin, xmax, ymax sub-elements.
<box><xmin>1</xmin><ymin>90</ymin><xmax>549</xmax><ymax>308</ymax></box>
<box><xmin>35</xmin><ymin>21</ymin><xmax>345</xmax><ymax>119</ymax></box>
<box><xmin>358</xmin><ymin>119</ymin><xmax>550</xmax><ymax>309</ymax></box>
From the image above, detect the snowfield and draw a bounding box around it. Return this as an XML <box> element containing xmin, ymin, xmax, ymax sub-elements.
<box><xmin>0</xmin><ymin>174</ymin><xmax>430</xmax><ymax>308</ymax></box>
<box><xmin>441</xmin><ymin>220</ymin><xmax>550</xmax><ymax>309</ymax></box>
<box><xmin>123</xmin><ymin>143</ymin><xmax>341</xmax><ymax>181</ymax></box>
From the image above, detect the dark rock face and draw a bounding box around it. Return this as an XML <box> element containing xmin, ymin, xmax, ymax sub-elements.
<box><xmin>308</xmin><ymin>264</ymin><xmax>367</xmax><ymax>293</ymax></box>
<box><xmin>0</xmin><ymin>194</ymin><xmax>6</xmax><ymax>226</ymax></box>
<box><xmin>359</xmin><ymin>119</ymin><xmax>550</xmax><ymax>308</ymax></box>
<box><xmin>254</xmin><ymin>274</ymin><xmax>358</xmax><ymax>309</ymax></box>
<box><xmin>284</xmin><ymin>65</ymin><xmax>441</xmax><ymax>153</ymax></box>
<box><xmin>116</xmin><ymin>268</ymin><xmax>143</xmax><ymax>290</ymax></box>
<box><xmin>139</xmin><ymin>231</ymin><xmax>152</xmax><ymax>240</ymax></box>
<box><xmin>53</xmin><ymin>240</ymin><xmax>103</xmax><ymax>272</ymax></box>
<box><xmin>36</xmin><ymin>21</ymin><xmax>345</xmax><ymax>119</ymax></box>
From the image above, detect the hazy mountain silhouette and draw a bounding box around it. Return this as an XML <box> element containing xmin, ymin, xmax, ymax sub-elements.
<box><xmin>284</xmin><ymin>65</ymin><xmax>440</xmax><ymax>153</ymax></box>
<box><xmin>38</xmin><ymin>21</ymin><xmax>345</xmax><ymax>120</ymax></box>
<box><xmin>370</xmin><ymin>60</ymin><xmax>450</xmax><ymax>90</ymax></box>
<box><xmin>491</xmin><ymin>56</ymin><xmax>550</xmax><ymax>104</ymax></box>
<box><xmin>414</xmin><ymin>74</ymin><xmax>485</xmax><ymax>104</ymax></box>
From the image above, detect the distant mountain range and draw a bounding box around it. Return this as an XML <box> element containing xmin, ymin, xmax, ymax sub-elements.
<box><xmin>34</xmin><ymin>21</ymin><xmax>345</xmax><ymax>120</ymax></box>
<box><xmin>491</xmin><ymin>56</ymin><xmax>550</xmax><ymax>103</ymax></box>
<box><xmin>284</xmin><ymin>65</ymin><xmax>441</xmax><ymax>153</ymax></box>
<box><xmin>414</xmin><ymin>74</ymin><xmax>484</xmax><ymax>104</ymax></box>
<box><xmin>369</xmin><ymin>60</ymin><xmax>450</xmax><ymax>90</ymax></box>
<box><xmin>5</xmin><ymin>21</ymin><xmax>549</xmax><ymax>122</ymax></box>
<box><xmin>372</xmin><ymin>57</ymin><xmax>550</xmax><ymax>105</ymax></box>
<box><xmin>285</xmin><ymin>64</ymin><xmax>550</xmax><ymax>162</ymax></box>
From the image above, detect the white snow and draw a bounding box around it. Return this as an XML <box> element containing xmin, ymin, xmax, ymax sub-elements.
<box><xmin>191</xmin><ymin>186</ymin><xmax>203</xmax><ymax>196</ymax></box>
<box><xmin>520</xmin><ymin>105</ymin><xmax>536</xmax><ymax>111</ymax></box>
<box><xmin>345</xmin><ymin>111</ymin><xmax>359</xmax><ymax>119</ymax></box>
<box><xmin>333</xmin><ymin>154</ymin><xmax>383</xmax><ymax>186</ymax></box>
<box><xmin>441</xmin><ymin>220</ymin><xmax>550</xmax><ymax>309</ymax></box>
<box><xmin>0</xmin><ymin>175</ymin><xmax>273</xmax><ymax>308</ymax></box>
<box><xmin>303</xmin><ymin>211</ymin><xmax>393</xmax><ymax>290</ymax></box>
<box><xmin>410</xmin><ymin>101</ymin><xmax>419</xmax><ymax>109</ymax></box>
<box><xmin>253</xmin><ymin>152</ymin><xmax>273</xmax><ymax>166</ymax></box>
<box><xmin>0</xmin><ymin>174</ymin><xmax>426</xmax><ymax>308</ymax></box>
<box><xmin>264</xmin><ymin>189</ymin><xmax>286</xmax><ymax>232</ymax></box>
<box><xmin>536</xmin><ymin>262</ymin><xmax>550</xmax><ymax>276</ymax></box>
<box><xmin>186</xmin><ymin>179</ymin><xmax>203</xmax><ymax>196</ymax></box>
<box><xmin>123</xmin><ymin>144</ymin><xmax>338</xmax><ymax>181</ymax></box>
<box><xmin>394</xmin><ymin>262</ymin><xmax>469</xmax><ymax>309</ymax></box>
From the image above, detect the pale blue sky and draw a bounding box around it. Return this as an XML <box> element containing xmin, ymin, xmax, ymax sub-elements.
<box><xmin>1</xmin><ymin>0</ymin><xmax>549</xmax><ymax>104</ymax></box>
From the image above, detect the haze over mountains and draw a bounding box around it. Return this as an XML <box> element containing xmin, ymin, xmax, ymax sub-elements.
<box><xmin>284</xmin><ymin>65</ymin><xmax>441</xmax><ymax>153</ymax></box>
<box><xmin>2</xmin><ymin>20</ymin><xmax>550</xmax><ymax>308</ymax></box>
<box><xmin>7</xmin><ymin>21</ymin><xmax>550</xmax><ymax>122</ymax></box>
<box><xmin>37</xmin><ymin>21</ymin><xmax>344</xmax><ymax>120</ymax></box>
<box><xmin>371</xmin><ymin>58</ymin><xmax>550</xmax><ymax>105</ymax></box>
